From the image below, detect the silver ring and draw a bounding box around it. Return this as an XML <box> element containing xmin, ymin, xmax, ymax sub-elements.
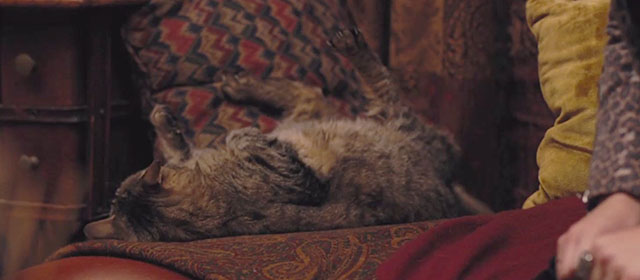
<box><xmin>575</xmin><ymin>251</ymin><xmax>594</xmax><ymax>280</ymax></box>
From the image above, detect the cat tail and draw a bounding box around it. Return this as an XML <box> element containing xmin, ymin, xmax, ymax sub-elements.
<box><xmin>452</xmin><ymin>183</ymin><xmax>494</xmax><ymax>215</ymax></box>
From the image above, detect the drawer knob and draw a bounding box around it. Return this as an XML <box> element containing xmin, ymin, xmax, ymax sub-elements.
<box><xmin>18</xmin><ymin>155</ymin><xmax>40</xmax><ymax>170</ymax></box>
<box><xmin>15</xmin><ymin>53</ymin><xmax>37</xmax><ymax>77</ymax></box>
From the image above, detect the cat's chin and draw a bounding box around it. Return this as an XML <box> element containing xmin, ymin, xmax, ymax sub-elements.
<box><xmin>84</xmin><ymin>216</ymin><xmax>117</xmax><ymax>240</ymax></box>
<box><xmin>84</xmin><ymin>215</ymin><xmax>142</xmax><ymax>241</ymax></box>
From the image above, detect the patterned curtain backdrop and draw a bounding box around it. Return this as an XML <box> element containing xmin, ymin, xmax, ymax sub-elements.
<box><xmin>505</xmin><ymin>0</ymin><xmax>554</xmax><ymax>208</ymax></box>
<box><xmin>347</xmin><ymin>0</ymin><xmax>551</xmax><ymax>210</ymax></box>
<box><xmin>345</xmin><ymin>0</ymin><xmax>389</xmax><ymax>63</ymax></box>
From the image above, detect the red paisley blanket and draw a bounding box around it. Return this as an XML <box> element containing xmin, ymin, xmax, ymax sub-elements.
<box><xmin>377</xmin><ymin>197</ymin><xmax>586</xmax><ymax>280</ymax></box>
<box><xmin>48</xmin><ymin>221</ymin><xmax>437</xmax><ymax>279</ymax></box>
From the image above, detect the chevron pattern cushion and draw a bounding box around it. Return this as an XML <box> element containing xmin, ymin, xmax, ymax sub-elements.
<box><xmin>123</xmin><ymin>0</ymin><xmax>364</xmax><ymax>147</ymax></box>
<box><xmin>153</xmin><ymin>84</ymin><xmax>359</xmax><ymax>148</ymax></box>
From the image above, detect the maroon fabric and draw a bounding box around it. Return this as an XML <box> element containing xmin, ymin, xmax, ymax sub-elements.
<box><xmin>7</xmin><ymin>257</ymin><xmax>189</xmax><ymax>280</ymax></box>
<box><xmin>376</xmin><ymin>197</ymin><xmax>587</xmax><ymax>280</ymax></box>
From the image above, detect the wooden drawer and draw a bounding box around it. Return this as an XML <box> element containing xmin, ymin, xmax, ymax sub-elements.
<box><xmin>0</xmin><ymin>10</ymin><xmax>83</xmax><ymax>106</ymax></box>
<box><xmin>0</xmin><ymin>7</ymin><xmax>152</xmax><ymax>219</ymax></box>
<box><xmin>0</xmin><ymin>124</ymin><xmax>86</xmax><ymax>205</ymax></box>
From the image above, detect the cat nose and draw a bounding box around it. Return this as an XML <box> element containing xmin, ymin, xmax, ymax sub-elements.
<box><xmin>84</xmin><ymin>216</ymin><xmax>117</xmax><ymax>240</ymax></box>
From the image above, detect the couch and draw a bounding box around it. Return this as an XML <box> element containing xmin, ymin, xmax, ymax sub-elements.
<box><xmin>7</xmin><ymin>0</ymin><xmax>603</xmax><ymax>278</ymax></box>
<box><xmin>8</xmin><ymin>197</ymin><xmax>589</xmax><ymax>279</ymax></box>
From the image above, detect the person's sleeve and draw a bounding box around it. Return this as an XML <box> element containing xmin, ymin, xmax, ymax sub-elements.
<box><xmin>586</xmin><ymin>0</ymin><xmax>640</xmax><ymax>208</ymax></box>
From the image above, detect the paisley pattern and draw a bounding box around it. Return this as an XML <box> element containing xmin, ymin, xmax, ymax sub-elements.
<box><xmin>48</xmin><ymin>221</ymin><xmax>436</xmax><ymax>279</ymax></box>
<box><xmin>588</xmin><ymin>0</ymin><xmax>640</xmax><ymax>203</ymax></box>
<box><xmin>442</xmin><ymin>0</ymin><xmax>495</xmax><ymax>80</ymax></box>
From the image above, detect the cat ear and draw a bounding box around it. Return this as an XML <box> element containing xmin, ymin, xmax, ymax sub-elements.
<box><xmin>141</xmin><ymin>160</ymin><xmax>162</xmax><ymax>185</ymax></box>
<box><xmin>84</xmin><ymin>215</ymin><xmax>117</xmax><ymax>239</ymax></box>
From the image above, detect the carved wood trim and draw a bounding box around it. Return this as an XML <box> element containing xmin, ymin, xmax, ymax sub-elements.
<box><xmin>0</xmin><ymin>0</ymin><xmax>147</xmax><ymax>8</ymax></box>
<box><xmin>0</xmin><ymin>102</ymin><xmax>130</xmax><ymax>123</ymax></box>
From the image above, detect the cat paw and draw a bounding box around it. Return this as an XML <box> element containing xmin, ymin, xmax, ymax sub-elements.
<box><xmin>150</xmin><ymin>105</ymin><xmax>181</xmax><ymax>134</ymax></box>
<box><xmin>218</xmin><ymin>71</ymin><xmax>256</xmax><ymax>101</ymax></box>
<box><xmin>150</xmin><ymin>104</ymin><xmax>192</xmax><ymax>162</ymax></box>
<box><xmin>328</xmin><ymin>27</ymin><xmax>367</xmax><ymax>56</ymax></box>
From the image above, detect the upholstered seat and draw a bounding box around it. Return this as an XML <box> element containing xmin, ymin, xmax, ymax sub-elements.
<box><xmin>6</xmin><ymin>257</ymin><xmax>188</xmax><ymax>280</ymax></box>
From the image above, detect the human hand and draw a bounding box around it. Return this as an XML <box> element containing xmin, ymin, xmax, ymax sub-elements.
<box><xmin>587</xmin><ymin>225</ymin><xmax>640</xmax><ymax>280</ymax></box>
<box><xmin>556</xmin><ymin>192</ymin><xmax>640</xmax><ymax>279</ymax></box>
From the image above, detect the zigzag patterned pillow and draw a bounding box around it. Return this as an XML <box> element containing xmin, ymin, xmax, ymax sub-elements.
<box><xmin>153</xmin><ymin>84</ymin><xmax>359</xmax><ymax>148</ymax></box>
<box><xmin>122</xmin><ymin>0</ymin><xmax>365</xmax><ymax>147</ymax></box>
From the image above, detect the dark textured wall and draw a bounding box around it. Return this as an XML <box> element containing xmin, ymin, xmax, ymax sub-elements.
<box><xmin>505</xmin><ymin>0</ymin><xmax>555</xmax><ymax>208</ymax></box>
<box><xmin>349</xmin><ymin>0</ymin><xmax>554</xmax><ymax>210</ymax></box>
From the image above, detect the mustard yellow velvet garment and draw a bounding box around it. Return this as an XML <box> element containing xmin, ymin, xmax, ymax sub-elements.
<box><xmin>523</xmin><ymin>0</ymin><xmax>609</xmax><ymax>208</ymax></box>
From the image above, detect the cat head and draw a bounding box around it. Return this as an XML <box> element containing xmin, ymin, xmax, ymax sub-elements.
<box><xmin>84</xmin><ymin>129</ymin><xmax>327</xmax><ymax>242</ymax></box>
<box><xmin>84</xmin><ymin>157</ymin><xmax>243</xmax><ymax>242</ymax></box>
<box><xmin>84</xmin><ymin>160</ymin><xmax>169</xmax><ymax>241</ymax></box>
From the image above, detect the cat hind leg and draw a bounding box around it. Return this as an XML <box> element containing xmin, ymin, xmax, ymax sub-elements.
<box><xmin>328</xmin><ymin>27</ymin><xmax>403</xmax><ymax>120</ymax></box>
<box><xmin>330</xmin><ymin>27</ymin><xmax>462</xmax><ymax>180</ymax></box>
<box><xmin>219</xmin><ymin>73</ymin><xmax>336</xmax><ymax>122</ymax></box>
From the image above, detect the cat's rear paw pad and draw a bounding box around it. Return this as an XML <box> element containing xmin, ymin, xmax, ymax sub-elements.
<box><xmin>150</xmin><ymin>105</ymin><xmax>181</xmax><ymax>133</ymax></box>
<box><xmin>328</xmin><ymin>27</ymin><xmax>367</xmax><ymax>56</ymax></box>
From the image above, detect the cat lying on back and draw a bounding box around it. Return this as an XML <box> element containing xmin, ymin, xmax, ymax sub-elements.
<box><xmin>84</xmin><ymin>28</ymin><xmax>484</xmax><ymax>242</ymax></box>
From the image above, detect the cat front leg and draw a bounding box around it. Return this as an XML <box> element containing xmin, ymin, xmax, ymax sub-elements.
<box><xmin>225</xmin><ymin>127</ymin><xmax>328</xmax><ymax>206</ymax></box>
<box><xmin>219</xmin><ymin>73</ymin><xmax>336</xmax><ymax>122</ymax></box>
<box><xmin>150</xmin><ymin>105</ymin><xmax>193</xmax><ymax>164</ymax></box>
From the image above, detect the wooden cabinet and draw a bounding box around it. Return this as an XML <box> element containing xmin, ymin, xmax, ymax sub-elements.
<box><xmin>0</xmin><ymin>0</ymin><xmax>151</xmax><ymax>273</ymax></box>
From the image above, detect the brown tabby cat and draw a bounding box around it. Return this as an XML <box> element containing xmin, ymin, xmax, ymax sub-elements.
<box><xmin>84</xmin><ymin>28</ymin><xmax>477</xmax><ymax>242</ymax></box>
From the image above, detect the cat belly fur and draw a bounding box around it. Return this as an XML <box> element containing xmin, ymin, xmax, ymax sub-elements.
<box><xmin>268</xmin><ymin>118</ymin><xmax>461</xmax><ymax>226</ymax></box>
<box><xmin>161</xmin><ymin>117</ymin><xmax>461</xmax><ymax>236</ymax></box>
